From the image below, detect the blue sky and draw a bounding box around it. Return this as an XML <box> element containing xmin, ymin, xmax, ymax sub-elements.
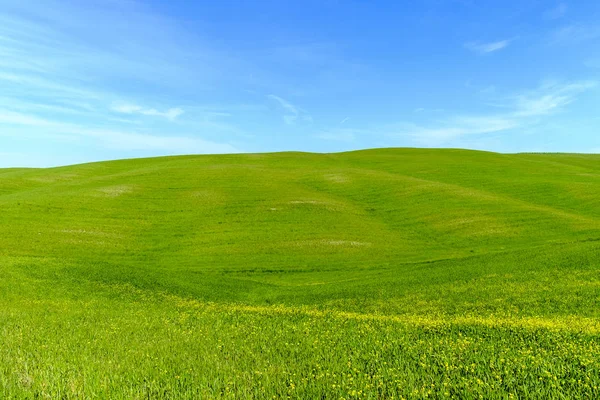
<box><xmin>1</xmin><ymin>0</ymin><xmax>599</xmax><ymax>167</ymax></box>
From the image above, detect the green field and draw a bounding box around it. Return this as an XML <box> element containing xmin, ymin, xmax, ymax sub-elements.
<box><xmin>1</xmin><ymin>148</ymin><xmax>599</xmax><ymax>399</ymax></box>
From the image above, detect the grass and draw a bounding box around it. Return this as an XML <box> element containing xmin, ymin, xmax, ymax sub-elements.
<box><xmin>1</xmin><ymin>148</ymin><xmax>599</xmax><ymax>398</ymax></box>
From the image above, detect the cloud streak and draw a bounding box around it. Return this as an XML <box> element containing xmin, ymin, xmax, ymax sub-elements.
<box><xmin>267</xmin><ymin>94</ymin><xmax>312</xmax><ymax>125</ymax></box>
<box><xmin>0</xmin><ymin>108</ymin><xmax>239</xmax><ymax>153</ymax></box>
<box><xmin>0</xmin><ymin>0</ymin><xmax>250</xmax><ymax>161</ymax></box>
<box><xmin>512</xmin><ymin>81</ymin><xmax>596</xmax><ymax>117</ymax></box>
<box><xmin>552</xmin><ymin>24</ymin><xmax>600</xmax><ymax>44</ymax></box>
<box><xmin>393</xmin><ymin>81</ymin><xmax>596</xmax><ymax>146</ymax></box>
<box><xmin>111</xmin><ymin>103</ymin><xmax>184</xmax><ymax>120</ymax></box>
<box><xmin>465</xmin><ymin>39</ymin><xmax>512</xmax><ymax>54</ymax></box>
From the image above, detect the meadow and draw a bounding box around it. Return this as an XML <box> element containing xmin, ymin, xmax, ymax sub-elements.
<box><xmin>1</xmin><ymin>148</ymin><xmax>599</xmax><ymax>398</ymax></box>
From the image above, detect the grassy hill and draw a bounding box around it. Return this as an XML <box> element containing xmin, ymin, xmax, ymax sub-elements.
<box><xmin>1</xmin><ymin>148</ymin><xmax>599</xmax><ymax>398</ymax></box>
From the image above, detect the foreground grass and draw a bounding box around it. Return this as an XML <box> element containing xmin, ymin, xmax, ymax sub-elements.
<box><xmin>1</xmin><ymin>148</ymin><xmax>600</xmax><ymax>398</ymax></box>
<box><xmin>2</xmin><ymin>281</ymin><xmax>599</xmax><ymax>399</ymax></box>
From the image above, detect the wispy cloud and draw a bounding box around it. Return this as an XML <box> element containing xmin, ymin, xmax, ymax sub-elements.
<box><xmin>398</xmin><ymin>118</ymin><xmax>519</xmax><ymax>145</ymax></box>
<box><xmin>0</xmin><ymin>108</ymin><xmax>239</xmax><ymax>153</ymax></box>
<box><xmin>413</xmin><ymin>107</ymin><xmax>444</xmax><ymax>113</ymax></box>
<box><xmin>552</xmin><ymin>24</ymin><xmax>600</xmax><ymax>44</ymax></box>
<box><xmin>313</xmin><ymin>87</ymin><xmax>572</xmax><ymax>146</ymax></box>
<box><xmin>0</xmin><ymin>1</ymin><xmax>251</xmax><ymax>160</ymax></box>
<box><xmin>111</xmin><ymin>103</ymin><xmax>184</xmax><ymax>120</ymax></box>
<box><xmin>465</xmin><ymin>39</ymin><xmax>512</xmax><ymax>54</ymax></box>
<box><xmin>267</xmin><ymin>94</ymin><xmax>312</xmax><ymax>125</ymax></box>
<box><xmin>392</xmin><ymin>81</ymin><xmax>596</xmax><ymax>146</ymax></box>
<box><xmin>543</xmin><ymin>3</ymin><xmax>568</xmax><ymax>20</ymax></box>
<box><xmin>512</xmin><ymin>81</ymin><xmax>596</xmax><ymax>117</ymax></box>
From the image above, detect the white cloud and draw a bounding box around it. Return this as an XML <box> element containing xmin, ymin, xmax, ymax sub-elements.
<box><xmin>0</xmin><ymin>109</ymin><xmax>238</xmax><ymax>153</ymax></box>
<box><xmin>402</xmin><ymin>117</ymin><xmax>519</xmax><ymax>145</ymax></box>
<box><xmin>111</xmin><ymin>103</ymin><xmax>184</xmax><ymax>120</ymax></box>
<box><xmin>513</xmin><ymin>81</ymin><xmax>596</xmax><ymax>117</ymax></box>
<box><xmin>465</xmin><ymin>39</ymin><xmax>512</xmax><ymax>54</ymax></box>
<box><xmin>267</xmin><ymin>94</ymin><xmax>311</xmax><ymax>125</ymax></box>
<box><xmin>552</xmin><ymin>24</ymin><xmax>600</xmax><ymax>44</ymax></box>
<box><xmin>413</xmin><ymin>107</ymin><xmax>444</xmax><ymax>113</ymax></box>
<box><xmin>0</xmin><ymin>110</ymin><xmax>54</xmax><ymax>127</ymax></box>
<box><xmin>544</xmin><ymin>3</ymin><xmax>568</xmax><ymax>20</ymax></box>
<box><xmin>283</xmin><ymin>115</ymin><xmax>297</xmax><ymax>125</ymax></box>
<box><xmin>268</xmin><ymin>94</ymin><xmax>298</xmax><ymax>124</ymax></box>
<box><xmin>0</xmin><ymin>0</ymin><xmax>250</xmax><ymax>165</ymax></box>
<box><xmin>111</xmin><ymin>104</ymin><xmax>143</xmax><ymax>114</ymax></box>
<box><xmin>392</xmin><ymin>81</ymin><xmax>596</xmax><ymax>146</ymax></box>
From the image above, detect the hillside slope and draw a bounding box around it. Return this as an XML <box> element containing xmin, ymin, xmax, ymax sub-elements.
<box><xmin>1</xmin><ymin>148</ymin><xmax>599</xmax><ymax>398</ymax></box>
<box><xmin>2</xmin><ymin>148</ymin><xmax>599</xmax><ymax>312</ymax></box>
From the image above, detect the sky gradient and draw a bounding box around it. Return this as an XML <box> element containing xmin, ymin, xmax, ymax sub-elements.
<box><xmin>1</xmin><ymin>0</ymin><xmax>599</xmax><ymax>167</ymax></box>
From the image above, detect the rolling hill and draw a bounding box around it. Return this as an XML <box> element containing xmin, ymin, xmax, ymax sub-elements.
<box><xmin>1</xmin><ymin>148</ymin><xmax>599</xmax><ymax>398</ymax></box>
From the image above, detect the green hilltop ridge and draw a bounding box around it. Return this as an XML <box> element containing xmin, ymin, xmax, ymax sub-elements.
<box><xmin>1</xmin><ymin>148</ymin><xmax>600</xmax><ymax>398</ymax></box>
